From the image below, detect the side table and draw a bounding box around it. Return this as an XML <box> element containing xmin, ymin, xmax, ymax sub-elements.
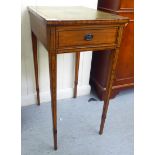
<box><xmin>28</xmin><ymin>6</ymin><xmax>129</xmax><ymax>150</ymax></box>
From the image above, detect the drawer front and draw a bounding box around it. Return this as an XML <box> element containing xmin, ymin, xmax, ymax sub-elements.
<box><xmin>57</xmin><ymin>26</ymin><xmax>118</xmax><ymax>48</ymax></box>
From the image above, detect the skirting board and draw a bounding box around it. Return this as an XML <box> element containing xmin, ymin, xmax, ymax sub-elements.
<box><xmin>21</xmin><ymin>85</ymin><xmax>91</xmax><ymax>106</ymax></box>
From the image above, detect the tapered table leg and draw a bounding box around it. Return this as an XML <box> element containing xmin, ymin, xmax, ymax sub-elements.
<box><xmin>74</xmin><ymin>52</ymin><xmax>80</xmax><ymax>98</ymax></box>
<box><xmin>31</xmin><ymin>31</ymin><xmax>40</xmax><ymax>105</ymax></box>
<box><xmin>99</xmin><ymin>48</ymin><xmax>120</xmax><ymax>135</ymax></box>
<box><xmin>48</xmin><ymin>53</ymin><xmax>57</xmax><ymax>150</ymax></box>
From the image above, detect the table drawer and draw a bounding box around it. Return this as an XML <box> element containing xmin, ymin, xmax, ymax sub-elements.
<box><xmin>57</xmin><ymin>27</ymin><xmax>118</xmax><ymax>48</ymax></box>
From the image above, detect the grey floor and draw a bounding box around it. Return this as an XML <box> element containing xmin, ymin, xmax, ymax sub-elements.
<box><xmin>21</xmin><ymin>89</ymin><xmax>134</xmax><ymax>155</ymax></box>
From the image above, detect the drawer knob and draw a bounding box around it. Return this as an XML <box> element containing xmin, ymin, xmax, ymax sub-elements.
<box><xmin>84</xmin><ymin>34</ymin><xmax>93</xmax><ymax>41</ymax></box>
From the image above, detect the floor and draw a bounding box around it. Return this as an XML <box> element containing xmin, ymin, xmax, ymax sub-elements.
<box><xmin>21</xmin><ymin>89</ymin><xmax>134</xmax><ymax>155</ymax></box>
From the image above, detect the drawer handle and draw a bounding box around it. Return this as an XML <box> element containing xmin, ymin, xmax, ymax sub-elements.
<box><xmin>84</xmin><ymin>34</ymin><xmax>93</xmax><ymax>41</ymax></box>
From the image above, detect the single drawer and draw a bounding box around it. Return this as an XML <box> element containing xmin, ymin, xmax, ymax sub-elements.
<box><xmin>57</xmin><ymin>26</ymin><xmax>118</xmax><ymax>48</ymax></box>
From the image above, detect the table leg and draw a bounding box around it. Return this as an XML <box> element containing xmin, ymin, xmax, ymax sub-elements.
<box><xmin>48</xmin><ymin>53</ymin><xmax>57</xmax><ymax>150</ymax></box>
<box><xmin>31</xmin><ymin>31</ymin><xmax>40</xmax><ymax>105</ymax></box>
<box><xmin>74</xmin><ymin>52</ymin><xmax>80</xmax><ymax>98</ymax></box>
<box><xmin>99</xmin><ymin>48</ymin><xmax>120</xmax><ymax>135</ymax></box>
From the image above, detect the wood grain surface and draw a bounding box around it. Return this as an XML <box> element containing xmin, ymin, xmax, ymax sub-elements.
<box><xmin>28</xmin><ymin>6</ymin><xmax>128</xmax><ymax>25</ymax></box>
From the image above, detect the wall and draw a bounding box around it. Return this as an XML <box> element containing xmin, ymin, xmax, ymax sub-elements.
<box><xmin>21</xmin><ymin>0</ymin><xmax>98</xmax><ymax>106</ymax></box>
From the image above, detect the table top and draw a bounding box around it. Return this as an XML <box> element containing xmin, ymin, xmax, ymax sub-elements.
<box><xmin>28</xmin><ymin>6</ymin><xmax>129</xmax><ymax>25</ymax></box>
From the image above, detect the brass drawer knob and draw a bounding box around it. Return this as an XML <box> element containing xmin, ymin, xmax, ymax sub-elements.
<box><xmin>84</xmin><ymin>34</ymin><xmax>93</xmax><ymax>41</ymax></box>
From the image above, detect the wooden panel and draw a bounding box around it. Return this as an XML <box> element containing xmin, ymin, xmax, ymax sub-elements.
<box><xmin>57</xmin><ymin>26</ymin><xmax>118</xmax><ymax>48</ymax></box>
<box><xmin>98</xmin><ymin>0</ymin><xmax>134</xmax><ymax>11</ymax></box>
<box><xmin>29</xmin><ymin>12</ymin><xmax>48</xmax><ymax>50</ymax></box>
<box><xmin>115</xmin><ymin>16</ymin><xmax>134</xmax><ymax>85</ymax></box>
<box><xmin>98</xmin><ymin>0</ymin><xmax>121</xmax><ymax>10</ymax></box>
<box><xmin>120</xmin><ymin>0</ymin><xmax>134</xmax><ymax>8</ymax></box>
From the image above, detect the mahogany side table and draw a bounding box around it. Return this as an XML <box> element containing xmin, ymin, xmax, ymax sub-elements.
<box><xmin>28</xmin><ymin>6</ymin><xmax>129</xmax><ymax>150</ymax></box>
